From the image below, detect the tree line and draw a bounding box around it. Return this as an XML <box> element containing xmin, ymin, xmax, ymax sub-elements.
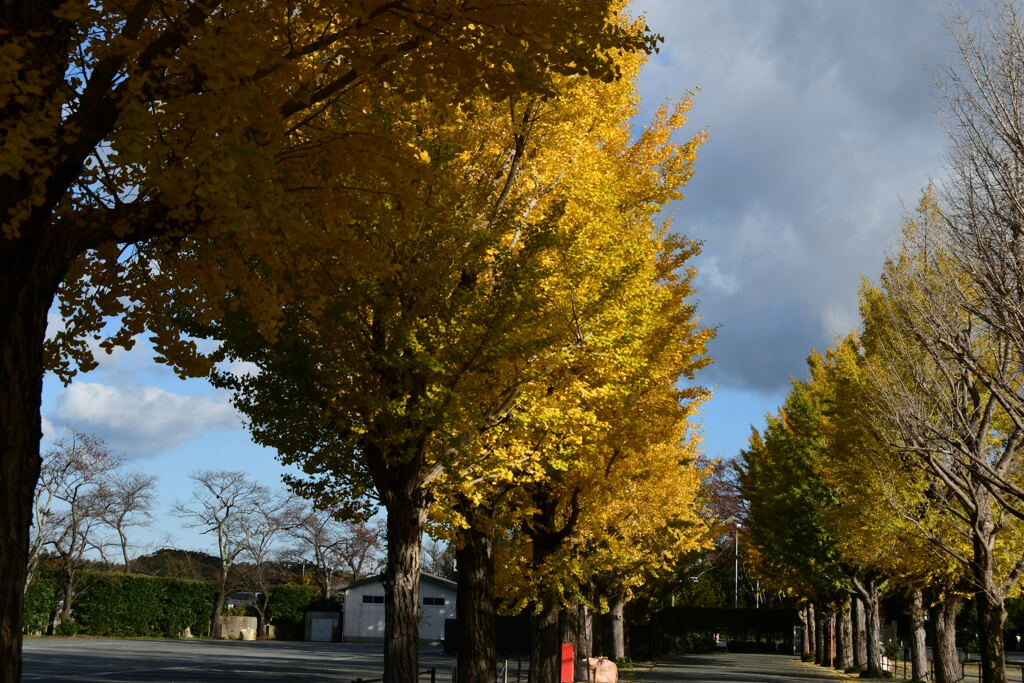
<box><xmin>2</xmin><ymin>2</ymin><xmax>717</xmax><ymax>681</ymax></box>
<box><xmin>26</xmin><ymin>431</ymin><xmax>385</xmax><ymax>640</ymax></box>
<box><xmin>737</xmin><ymin>5</ymin><xmax>1024</xmax><ymax>683</ymax></box>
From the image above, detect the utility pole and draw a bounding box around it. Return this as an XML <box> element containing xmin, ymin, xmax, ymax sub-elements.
<box><xmin>734</xmin><ymin>521</ymin><xmax>741</xmax><ymax>609</ymax></box>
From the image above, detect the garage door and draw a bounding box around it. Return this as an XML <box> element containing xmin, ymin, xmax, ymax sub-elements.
<box><xmin>310</xmin><ymin>618</ymin><xmax>334</xmax><ymax>642</ymax></box>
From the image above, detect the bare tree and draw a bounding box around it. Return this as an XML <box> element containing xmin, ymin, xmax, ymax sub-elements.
<box><xmin>863</xmin><ymin>198</ymin><xmax>1024</xmax><ymax>683</ymax></box>
<box><xmin>97</xmin><ymin>472</ymin><xmax>158</xmax><ymax>572</ymax></box>
<box><xmin>287</xmin><ymin>507</ymin><xmax>384</xmax><ymax>600</ymax></box>
<box><xmin>853</xmin><ymin>7</ymin><xmax>1024</xmax><ymax>681</ymax></box>
<box><xmin>174</xmin><ymin>470</ymin><xmax>297</xmax><ymax>637</ymax></box>
<box><xmin>35</xmin><ymin>431</ymin><xmax>123</xmax><ymax>626</ymax></box>
<box><xmin>238</xmin><ymin>499</ymin><xmax>301</xmax><ymax>637</ymax></box>
<box><xmin>421</xmin><ymin>538</ymin><xmax>456</xmax><ymax>580</ymax></box>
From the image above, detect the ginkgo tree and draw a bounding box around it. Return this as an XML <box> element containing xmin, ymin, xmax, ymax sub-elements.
<box><xmin>0</xmin><ymin>2</ymin><xmax>656</xmax><ymax>677</ymax></box>
<box><xmin>853</xmin><ymin>193</ymin><xmax>1024</xmax><ymax>683</ymax></box>
<box><xmin>487</xmin><ymin>238</ymin><xmax>712</xmax><ymax>673</ymax></box>
<box><xmin>201</xmin><ymin>45</ymin><xmax>708</xmax><ymax>681</ymax></box>
<box><xmin>735</xmin><ymin>380</ymin><xmax>865</xmax><ymax>672</ymax></box>
<box><xmin>811</xmin><ymin>337</ymin><xmax>967</xmax><ymax>683</ymax></box>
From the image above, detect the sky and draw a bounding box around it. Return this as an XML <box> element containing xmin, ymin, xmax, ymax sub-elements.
<box><xmin>40</xmin><ymin>0</ymin><xmax>980</xmax><ymax>556</ymax></box>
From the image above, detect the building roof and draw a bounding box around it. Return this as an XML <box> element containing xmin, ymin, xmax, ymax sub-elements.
<box><xmin>341</xmin><ymin>571</ymin><xmax>456</xmax><ymax>592</ymax></box>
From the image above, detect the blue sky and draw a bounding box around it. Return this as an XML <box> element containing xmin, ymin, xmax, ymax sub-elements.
<box><xmin>41</xmin><ymin>0</ymin><xmax>973</xmax><ymax>556</ymax></box>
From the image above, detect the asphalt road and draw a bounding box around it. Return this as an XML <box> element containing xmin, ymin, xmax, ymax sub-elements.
<box><xmin>23</xmin><ymin>638</ymin><xmax>456</xmax><ymax>682</ymax></box>
<box><xmin>633</xmin><ymin>653</ymin><xmax>848</xmax><ymax>683</ymax></box>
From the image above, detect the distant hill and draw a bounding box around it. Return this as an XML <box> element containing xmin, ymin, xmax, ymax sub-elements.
<box><xmin>132</xmin><ymin>549</ymin><xmax>220</xmax><ymax>582</ymax></box>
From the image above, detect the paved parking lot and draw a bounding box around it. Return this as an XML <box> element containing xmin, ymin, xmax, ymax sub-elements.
<box><xmin>633</xmin><ymin>653</ymin><xmax>848</xmax><ymax>682</ymax></box>
<box><xmin>23</xmin><ymin>638</ymin><xmax>455</xmax><ymax>682</ymax></box>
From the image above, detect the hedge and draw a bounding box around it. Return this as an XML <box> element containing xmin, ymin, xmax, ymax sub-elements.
<box><xmin>23</xmin><ymin>570</ymin><xmax>58</xmax><ymax>634</ymax></box>
<box><xmin>72</xmin><ymin>573</ymin><xmax>215</xmax><ymax>638</ymax></box>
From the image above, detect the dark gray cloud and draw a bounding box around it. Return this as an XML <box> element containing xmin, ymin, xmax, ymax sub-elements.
<box><xmin>632</xmin><ymin>0</ymin><xmax>977</xmax><ymax>392</ymax></box>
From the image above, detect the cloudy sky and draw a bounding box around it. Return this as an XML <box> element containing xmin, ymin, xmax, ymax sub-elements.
<box><xmin>41</xmin><ymin>0</ymin><xmax>983</xmax><ymax>553</ymax></box>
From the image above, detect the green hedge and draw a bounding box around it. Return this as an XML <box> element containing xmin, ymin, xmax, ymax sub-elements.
<box><xmin>23</xmin><ymin>570</ymin><xmax>58</xmax><ymax>634</ymax></box>
<box><xmin>267</xmin><ymin>584</ymin><xmax>318</xmax><ymax>640</ymax></box>
<box><xmin>72</xmin><ymin>573</ymin><xmax>215</xmax><ymax>638</ymax></box>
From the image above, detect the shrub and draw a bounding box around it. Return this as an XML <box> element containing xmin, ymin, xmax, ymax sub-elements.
<box><xmin>23</xmin><ymin>570</ymin><xmax>59</xmax><ymax>634</ymax></box>
<box><xmin>55</xmin><ymin>621</ymin><xmax>79</xmax><ymax>636</ymax></box>
<box><xmin>72</xmin><ymin>573</ymin><xmax>215</xmax><ymax>638</ymax></box>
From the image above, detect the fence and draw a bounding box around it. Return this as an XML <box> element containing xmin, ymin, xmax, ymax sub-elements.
<box><xmin>497</xmin><ymin>659</ymin><xmax>529</xmax><ymax>683</ymax></box>
<box><xmin>885</xmin><ymin>656</ymin><xmax>1024</xmax><ymax>682</ymax></box>
<box><xmin>349</xmin><ymin>669</ymin><xmax>440</xmax><ymax>683</ymax></box>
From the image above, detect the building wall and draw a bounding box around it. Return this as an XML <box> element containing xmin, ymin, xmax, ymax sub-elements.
<box><xmin>342</xmin><ymin>577</ymin><xmax>457</xmax><ymax>643</ymax></box>
<box><xmin>419</xmin><ymin>585</ymin><xmax>457</xmax><ymax>641</ymax></box>
<box><xmin>343</xmin><ymin>582</ymin><xmax>387</xmax><ymax>642</ymax></box>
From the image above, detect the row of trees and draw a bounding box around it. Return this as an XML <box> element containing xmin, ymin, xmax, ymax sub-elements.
<box><xmin>0</xmin><ymin>3</ymin><xmax>661</xmax><ymax>680</ymax></box>
<box><xmin>738</xmin><ymin>6</ymin><xmax>1024</xmax><ymax>683</ymax></box>
<box><xmin>3</xmin><ymin>3</ymin><xmax>717</xmax><ymax>681</ymax></box>
<box><xmin>200</xmin><ymin>37</ymin><xmax>716</xmax><ymax>682</ymax></box>
<box><xmin>26</xmin><ymin>442</ymin><xmax>385</xmax><ymax>639</ymax></box>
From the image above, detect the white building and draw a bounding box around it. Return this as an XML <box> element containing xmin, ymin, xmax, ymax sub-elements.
<box><xmin>341</xmin><ymin>572</ymin><xmax>457</xmax><ymax>644</ymax></box>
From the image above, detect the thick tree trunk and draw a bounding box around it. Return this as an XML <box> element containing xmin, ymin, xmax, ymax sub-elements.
<box><xmin>821</xmin><ymin>612</ymin><xmax>835</xmax><ymax>667</ymax></box>
<box><xmin>853</xmin><ymin>579</ymin><xmax>884</xmax><ymax>677</ymax></box>
<box><xmin>909</xmin><ymin>590</ymin><xmax>928</xmax><ymax>682</ymax></box>
<box><xmin>976</xmin><ymin>589</ymin><xmax>1008</xmax><ymax>683</ymax></box>
<box><xmin>930</xmin><ymin>595</ymin><xmax>963</xmax><ymax>683</ymax></box>
<box><xmin>610</xmin><ymin>594</ymin><xmax>625</xmax><ymax>661</ymax></box>
<box><xmin>852</xmin><ymin>595</ymin><xmax>867</xmax><ymax>668</ymax></box>
<box><xmin>383</xmin><ymin>497</ymin><xmax>427</xmax><ymax>683</ymax></box>
<box><xmin>531</xmin><ymin>600</ymin><xmax>561</xmax><ymax>683</ymax></box>
<box><xmin>1</xmin><ymin>242</ymin><xmax>68</xmax><ymax>682</ymax></box>
<box><xmin>560</xmin><ymin>601</ymin><xmax>592</xmax><ymax>660</ymax></box>
<box><xmin>836</xmin><ymin>602</ymin><xmax>852</xmax><ymax>670</ymax></box>
<box><xmin>456</xmin><ymin>525</ymin><xmax>496</xmax><ymax>683</ymax></box>
<box><xmin>971</xmin><ymin>497</ymin><xmax>1008</xmax><ymax>683</ymax></box>
<box><xmin>800</xmin><ymin>606</ymin><xmax>810</xmax><ymax>656</ymax></box>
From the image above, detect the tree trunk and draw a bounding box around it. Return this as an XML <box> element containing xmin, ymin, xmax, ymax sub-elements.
<box><xmin>970</xmin><ymin>496</ymin><xmax>1008</xmax><ymax>683</ymax></box>
<box><xmin>824</xmin><ymin>612</ymin><xmax>835</xmax><ymax>667</ymax></box>
<box><xmin>578</xmin><ymin>604</ymin><xmax>592</xmax><ymax>659</ymax></box>
<box><xmin>800</xmin><ymin>606</ymin><xmax>810</xmax><ymax>656</ymax></box>
<box><xmin>211</xmin><ymin>571</ymin><xmax>227</xmax><ymax>638</ymax></box>
<box><xmin>58</xmin><ymin>566</ymin><xmax>76</xmax><ymax>624</ymax></box>
<box><xmin>976</xmin><ymin>589</ymin><xmax>1008</xmax><ymax>683</ymax></box>
<box><xmin>456</xmin><ymin>525</ymin><xmax>496</xmax><ymax>683</ymax></box>
<box><xmin>929</xmin><ymin>595</ymin><xmax>963</xmax><ymax>683</ymax></box>
<box><xmin>852</xmin><ymin>579</ymin><xmax>884</xmax><ymax>677</ymax></box>
<box><xmin>836</xmin><ymin>602</ymin><xmax>852</xmax><ymax>670</ymax></box>
<box><xmin>815</xmin><ymin>609</ymin><xmax>824</xmax><ymax>664</ymax></box>
<box><xmin>852</xmin><ymin>593</ymin><xmax>868</xmax><ymax>669</ymax></box>
<box><xmin>211</xmin><ymin>564</ymin><xmax>229</xmax><ymax>638</ymax></box>
<box><xmin>383</xmin><ymin>496</ymin><xmax>427</xmax><ymax>683</ymax></box>
<box><xmin>531</xmin><ymin>599</ymin><xmax>561</xmax><ymax>683</ymax></box>
<box><xmin>610</xmin><ymin>594</ymin><xmax>626</xmax><ymax>661</ymax></box>
<box><xmin>560</xmin><ymin>601</ymin><xmax>592</xmax><ymax>660</ymax></box>
<box><xmin>806</xmin><ymin>603</ymin><xmax>817</xmax><ymax>658</ymax></box>
<box><xmin>909</xmin><ymin>590</ymin><xmax>928</xmax><ymax>682</ymax></box>
<box><xmin>1</xmin><ymin>237</ymin><xmax>67</xmax><ymax>681</ymax></box>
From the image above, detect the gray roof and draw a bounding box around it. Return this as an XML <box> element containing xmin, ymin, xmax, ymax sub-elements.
<box><xmin>341</xmin><ymin>572</ymin><xmax>456</xmax><ymax>592</ymax></box>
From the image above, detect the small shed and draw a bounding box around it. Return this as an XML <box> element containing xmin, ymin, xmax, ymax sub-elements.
<box><xmin>305</xmin><ymin>611</ymin><xmax>341</xmax><ymax>642</ymax></box>
<box><xmin>341</xmin><ymin>572</ymin><xmax>456</xmax><ymax>644</ymax></box>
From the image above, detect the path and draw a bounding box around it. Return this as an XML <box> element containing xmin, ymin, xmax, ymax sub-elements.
<box><xmin>633</xmin><ymin>653</ymin><xmax>848</xmax><ymax>683</ymax></box>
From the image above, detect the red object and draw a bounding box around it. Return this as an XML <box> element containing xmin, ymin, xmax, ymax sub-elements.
<box><xmin>561</xmin><ymin>643</ymin><xmax>575</xmax><ymax>682</ymax></box>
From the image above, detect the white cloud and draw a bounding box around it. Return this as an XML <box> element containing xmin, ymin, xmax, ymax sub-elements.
<box><xmin>698</xmin><ymin>257</ymin><xmax>740</xmax><ymax>296</ymax></box>
<box><xmin>50</xmin><ymin>382</ymin><xmax>240</xmax><ymax>458</ymax></box>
